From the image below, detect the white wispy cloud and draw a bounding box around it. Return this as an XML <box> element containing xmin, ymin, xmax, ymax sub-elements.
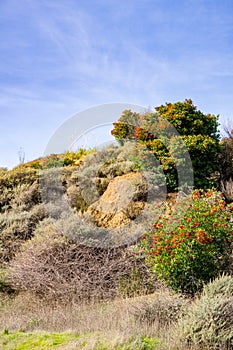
<box><xmin>1</xmin><ymin>0</ymin><xmax>233</xmax><ymax>168</ymax></box>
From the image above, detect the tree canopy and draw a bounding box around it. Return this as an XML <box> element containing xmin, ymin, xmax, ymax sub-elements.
<box><xmin>111</xmin><ymin>99</ymin><xmax>221</xmax><ymax>190</ymax></box>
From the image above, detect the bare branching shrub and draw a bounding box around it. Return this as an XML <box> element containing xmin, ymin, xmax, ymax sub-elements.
<box><xmin>219</xmin><ymin>136</ymin><xmax>233</xmax><ymax>182</ymax></box>
<box><xmin>7</xmin><ymin>220</ymin><xmax>158</xmax><ymax>302</ymax></box>
<box><xmin>220</xmin><ymin>177</ymin><xmax>233</xmax><ymax>202</ymax></box>
<box><xmin>175</xmin><ymin>275</ymin><xmax>233</xmax><ymax>350</ymax></box>
<box><xmin>222</xmin><ymin>122</ymin><xmax>233</xmax><ymax>139</ymax></box>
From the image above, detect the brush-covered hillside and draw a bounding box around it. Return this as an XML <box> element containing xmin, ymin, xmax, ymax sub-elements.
<box><xmin>0</xmin><ymin>144</ymin><xmax>162</xmax><ymax>300</ymax></box>
<box><xmin>0</xmin><ymin>99</ymin><xmax>233</xmax><ymax>350</ymax></box>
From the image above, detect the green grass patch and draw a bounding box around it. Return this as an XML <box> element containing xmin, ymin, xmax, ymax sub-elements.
<box><xmin>0</xmin><ymin>331</ymin><xmax>80</xmax><ymax>350</ymax></box>
<box><xmin>0</xmin><ymin>331</ymin><xmax>162</xmax><ymax>350</ymax></box>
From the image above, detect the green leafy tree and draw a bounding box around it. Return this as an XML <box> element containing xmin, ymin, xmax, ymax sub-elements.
<box><xmin>111</xmin><ymin>99</ymin><xmax>221</xmax><ymax>190</ymax></box>
<box><xmin>111</xmin><ymin>109</ymin><xmax>141</xmax><ymax>145</ymax></box>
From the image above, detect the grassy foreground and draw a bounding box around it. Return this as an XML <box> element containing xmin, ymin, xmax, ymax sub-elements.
<box><xmin>0</xmin><ymin>290</ymin><xmax>169</xmax><ymax>350</ymax></box>
<box><xmin>0</xmin><ymin>331</ymin><xmax>79</xmax><ymax>350</ymax></box>
<box><xmin>0</xmin><ymin>330</ymin><xmax>162</xmax><ymax>350</ymax></box>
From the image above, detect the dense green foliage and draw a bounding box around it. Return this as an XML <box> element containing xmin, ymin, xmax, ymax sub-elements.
<box><xmin>111</xmin><ymin>99</ymin><xmax>221</xmax><ymax>190</ymax></box>
<box><xmin>111</xmin><ymin>109</ymin><xmax>141</xmax><ymax>145</ymax></box>
<box><xmin>138</xmin><ymin>189</ymin><xmax>233</xmax><ymax>294</ymax></box>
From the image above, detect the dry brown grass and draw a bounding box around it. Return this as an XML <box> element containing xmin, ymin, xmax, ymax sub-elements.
<box><xmin>7</xmin><ymin>285</ymin><xmax>232</xmax><ymax>350</ymax></box>
<box><xmin>0</xmin><ymin>289</ymin><xmax>195</xmax><ymax>349</ymax></box>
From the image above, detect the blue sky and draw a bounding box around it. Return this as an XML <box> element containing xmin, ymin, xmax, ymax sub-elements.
<box><xmin>0</xmin><ymin>0</ymin><xmax>233</xmax><ymax>169</ymax></box>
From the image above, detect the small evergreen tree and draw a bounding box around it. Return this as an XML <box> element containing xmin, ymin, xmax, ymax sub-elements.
<box><xmin>111</xmin><ymin>109</ymin><xmax>141</xmax><ymax>145</ymax></box>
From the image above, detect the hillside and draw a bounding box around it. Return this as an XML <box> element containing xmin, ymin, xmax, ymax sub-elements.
<box><xmin>0</xmin><ymin>102</ymin><xmax>233</xmax><ymax>349</ymax></box>
<box><xmin>0</xmin><ymin>144</ymin><xmax>162</xmax><ymax>299</ymax></box>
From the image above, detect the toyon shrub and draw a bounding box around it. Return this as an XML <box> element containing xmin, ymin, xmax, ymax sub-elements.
<box><xmin>138</xmin><ymin>189</ymin><xmax>233</xmax><ymax>294</ymax></box>
<box><xmin>111</xmin><ymin>99</ymin><xmax>221</xmax><ymax>191</ymax></box>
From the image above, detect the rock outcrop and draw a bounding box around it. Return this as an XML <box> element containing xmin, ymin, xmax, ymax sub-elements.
<box><xmin>89</xmin><ymin>172</ymin><xmax>148</xmax><ymax>228</ymax></box>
